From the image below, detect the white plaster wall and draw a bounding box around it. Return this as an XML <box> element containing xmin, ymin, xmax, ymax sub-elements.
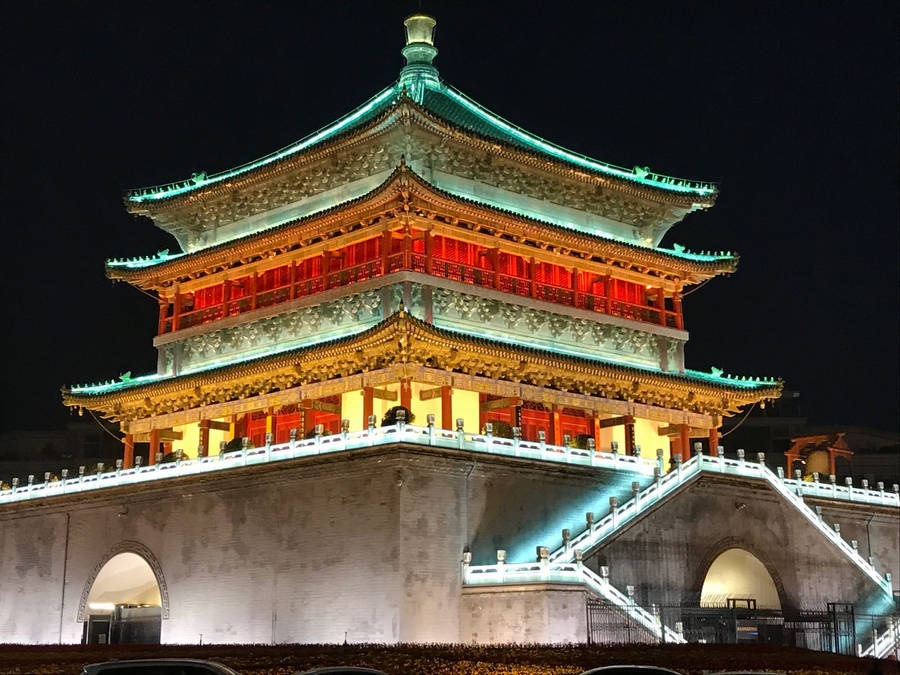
<box><xmin>0</xmin><ymin>447</ymin><xmax>645</xmax><ymax>645</ymax></box>
<box><xmin>460</xmin><ymin>584</ymin><xmax>589</xmax><ymax>644</ymax></box>
<box><xmin>0</xmin><ymin>511</ymin><xmax>68</xmax><ymax>643</ymax></box>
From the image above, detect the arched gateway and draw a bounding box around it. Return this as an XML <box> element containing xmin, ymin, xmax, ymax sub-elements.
<box><xmin>701</xmin><ymin>547</ymin><xmax>782</xmax><ymax>610</ymax></box>
<box><xmin>78</xmin><ymin>542</ymin><xmax>168</xmax><ymax>644</ymax></box>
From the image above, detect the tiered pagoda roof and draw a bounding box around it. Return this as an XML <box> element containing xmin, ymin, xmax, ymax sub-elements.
<box><xmin>122</xmin><ymin>14</ymin><xmax>719</xmax><ymax>254</ymax></box>
<box><xmin>108</xmin><ymin>166</ymin><xmax>736</xmax><ymax>290</ymax></box>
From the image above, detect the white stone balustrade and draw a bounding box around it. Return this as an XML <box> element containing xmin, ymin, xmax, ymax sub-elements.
<box><xmin>544</xmin><ymin>452</ymin><xmax>896</xmax><ymax>597</ymax></box>
<box><xmin>462</xmin><ymin>558</ymin><xmax>684</xmax><ymax>643</ymax></box>
<box><xmin>0</xmin><ymin>422</ymin><xmax>660</xmax><ymax>506</ymax></box>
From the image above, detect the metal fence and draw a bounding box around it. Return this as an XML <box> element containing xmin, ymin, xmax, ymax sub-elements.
<box><xmin>586</xmin><ymin>598</ymin><xmax>899</xmax><ymax>657</ymax></box>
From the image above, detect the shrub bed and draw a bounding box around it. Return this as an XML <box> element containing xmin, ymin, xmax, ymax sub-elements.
<box><xmin>0</xmin><ymin>643</ymin><xmax>896</xmax><ymax>675</ymax></box>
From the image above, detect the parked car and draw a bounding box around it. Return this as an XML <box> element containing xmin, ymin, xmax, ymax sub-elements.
<box><xmin>81</xmin><ymin>660</ymin><xmax>387</xmax><ymax>675</ymax></box>
<box><xmin>296</xmin><ymin>669</ymin><xmax>387</xmax><ymax>675</ymax></box>
<box><xmin>579</xmin><ymin>668</ymin><xmax>683</xmax><ymax>675</ymax></box>
<box><xmin>81</xmin><ymin>659</ymin><xmax>240</xmax><ymax>675</ymax></box>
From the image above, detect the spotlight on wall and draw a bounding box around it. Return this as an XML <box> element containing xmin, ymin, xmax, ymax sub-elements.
<box><xmin>734</xmin><ymin>502</ymin><xmax>748</xmax><ymax>511</ymax></box>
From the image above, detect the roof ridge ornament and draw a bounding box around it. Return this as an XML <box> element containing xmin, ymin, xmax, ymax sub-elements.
<box><xmin>399</xmin><ymin>13</ymin><xmax>439</xmax><ymax>104</ymax></box>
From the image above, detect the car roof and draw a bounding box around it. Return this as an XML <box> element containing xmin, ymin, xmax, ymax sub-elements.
<box><xmin>579</xmin><ymin>667</ymin><xmax>684</xmax><ymax>675</ymax></box>
<box><xmin>82</xmin><ymin>659</ymin><xmax>239</xmax><ymax>674</ymax></box>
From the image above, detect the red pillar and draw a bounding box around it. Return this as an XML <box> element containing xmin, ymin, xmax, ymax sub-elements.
<box><xmin>440</xmin><ymin>386</ymin><xmax>452</xmax><ymax>430</ymax></box>
<box><xmin>172</xmin><ymin>292</ymin><xmax>182</xmax><ymax>331</ymax></box>
<box><xmin>149</xmin><ymin>428</ymin><xmax>160</xmax><ymax>465</ymax></box>
<box><xmin>592</xmin><ymin>413</ymin><xmax>602</xmax><ymax>452</ymax></box>
<box><xmin>381</xmin><ymin>230</ymin><xmax>392</xmax><ymax>273</ymax></box>
<box><xmin>549</xmin><ymin>405</ymin><xmax>562</xmax><ymax>446</ymax></box>
<box><xmin>402</xmin><ymin>226</ymin><xmax>412</xmax><ymax>270</ymax></box>
<box><xmin>321</xmin><ymin>251</ymin><xmax>331</xmax><ymax>290</ymax></box>
<box><xmin>679</xmin><ymin>424</ymin><xmax>691</xmax><ymax>459</ymax></box>
<box><xmin>400</xmin><ymin>379</ymin><xmax>412</xmax><ymax>411</ymax></box>
<box><xmin>157</xmin><ymin>298</ymin><xmax>168</xmax><ymax>335</ymax></box>
<box><xmin>222</xmin><ymin>279</ymin><xmax>232</xmax><ymax>317</ymax></box>
<box><xmin>708</xmin><ymin>426</ymin><xmax>719</xmax><ymax>455</ymax></box>
<box><xmin>624</xmin><ymin>415</ymin><xmax>636</xmax><ymax>455</ymax></box>
<box><xmin>657</xmin><ymin>287</ymin><xmax>667</xmax><ymax>326</ymax></box>
<box><xmin>785</xmin><ymin>451</ymin><xmax>797</xmax><ymax>475</ymax></box>
<box><xmin>529</xmin><ymin>257</ymin><xmax>537</xmax><ymax>298</ymax></box>
<box><xmin>673</xmin><ymin>288</ymin><xmax>684</xmax><ymax>330</ymax></box>
<box><xmin>490</xmin><ymin>249</ymin><xmax>501</xmax><ymax>290</ymax></box>
<box><xmin>289</xmin><ymin>261</ymin><xmax>297</xmax><ymax>300</ymax></box>
<box><xmin>363</xmin><ymin>386</ymin><xmax>374</xmax><ymax>427</ymax></box>
<box><xmin>123</xmin><ymin>433</ymin><xmax>134</xmax><ymax>469</ymax></box>
<box><xmin>250</xmin><ymin>271</ymin><xmax>259</xmax><ymax>310</ymax></box>
<box><xmin>199</xmin><ymin>419</ymin><xmax>210</xmax><ymax>457</ymax></box>
<box><xmin>424</xmin><ymin>231</ymin><xmax>433</xmax><ymax>275</ymax></box>
<box><xmin>828</xmin><ymin>452</ymin><xmax>836</xmax><ymax>477</ymax></box>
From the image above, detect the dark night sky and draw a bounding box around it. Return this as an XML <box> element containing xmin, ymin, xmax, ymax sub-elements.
<box><xmin>1</xmin><ymin>2</ymin><xmax>897</xmax><ymax>434</ymax></box>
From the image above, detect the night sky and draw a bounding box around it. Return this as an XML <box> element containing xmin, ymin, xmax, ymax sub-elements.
<box><xmin>2</xmin><ymin>2</ymin><xmax>896</xmax><ymax>434</ymax></box>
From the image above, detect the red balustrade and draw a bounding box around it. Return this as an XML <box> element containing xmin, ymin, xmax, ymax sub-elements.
<box><xmin>161</xmin><ymin>232</ymin><xmax>682</xmax><ymax>334</ymax></box>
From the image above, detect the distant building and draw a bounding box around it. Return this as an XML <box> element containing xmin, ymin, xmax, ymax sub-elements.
<box><xmin>0</xmin><ymin>422</ymin><xmax>122</xmax><ymax>486</ymax></box>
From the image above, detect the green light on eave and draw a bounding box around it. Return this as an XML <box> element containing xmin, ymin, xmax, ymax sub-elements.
<box><xmin>127</xmin><ymin>85</ymin><xmax>399</xmax><ymax>203</ymax></box>
<box><xmin>439</xmin><ymin>85</ymin><xmax>717</xmax><ymax>197</ymax></box>
<box><xmin>107</xmin><ymin>249</ymin><xmax>185</xmax><ymax>269</ymax></box>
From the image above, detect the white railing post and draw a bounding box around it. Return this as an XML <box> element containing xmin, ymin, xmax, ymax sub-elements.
<box><xmin>484</xmin><ymin>422</ymin><xmax>494</xmax><ymax>452</ymax></box>
<box><xmin>426</xmin><ymin>414</ymin><xmax>435</xmax><ymax>446</ymax></box>
<box><xmin>265</xmin><ymin>433</ymin><xmax>273</xmax><ymax>461</ymax></box>
<box><xmin>736</xmin><ymin>448</ymin><xmax>745</xmax><ymax>467</ymax></box>
<box><xmin>632</xmin><ymin>481</ymin><xmax>641</xmax><ymax>511</ymax></box>
<box><xmin>674</xmin><ymin>453</ymin><xmax>683</xmax><ymax>482</ymax></box>
<box><xmin>656</xmin><ymin>448</ymin><xmax>664</xmax><ymax>476</ymax></box>
<box><xmin>496</xmin><ymin>549</ymin><xmax>506</xmax><ymax>582</ymax></box>
<box><xmin>717</xmin><ymin>445</ymin><xmax>725</xmax><ymax>472</ymax></box>
<box><xmin>367</xmin><ymin>415</ymin><xmax>377</xmax><ymax>446</ymax></box>
<box><xmin>456</xmin><ymin>418</ymin><xmax>465</xmax><ymax>449</ymax></box>
<box><xmin>342</xmin><ymin>418</ymin><xmax>350</xmax><ymax>447</ymax></box>
<box><xmin>537</xmin><ymin>546</ymin><xmax>550</xmax><ymax>580</ymax></box>
<box><xmin>538</xmin><ymin>429</ymin><xmax>546</xmax><ymax>454</ymax></box>
<box><xmin>514</xmin><ymin>426</ymin><xmax>522</xmax><ymax>456</ymax></box>
<box><xmin>609</xmin><ymin>496</ymin><xmax>618</xmax><ymax>529</ymax></box>
<box><xmin>562</xmin><ymin>528</ymin><xmax>571</xmax><ymax>552</ymax></box>
<box><xmin>585</xmin><ymin>511</ymin><xmax>595</xmax><ymax>534</ymax></box>
<box><xmin>461</xmin><ymin>550</ymin><xmax>472</xmax><ymax>583</ymax></box>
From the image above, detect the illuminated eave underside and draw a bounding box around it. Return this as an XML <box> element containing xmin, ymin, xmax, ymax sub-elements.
<box><xmin>108</xmin><ymin>166</ymin><xmax>736</xmax><ymax>289</ymax></box>
<box><xmin>63</xmin><ymin>311</ymin><xmax>781</xmax><ymax>420</ymax></box>
<box><xmin>123</xmin><ymin>80</ymin><xmax>717</xmax><ymax>212</ymax></box>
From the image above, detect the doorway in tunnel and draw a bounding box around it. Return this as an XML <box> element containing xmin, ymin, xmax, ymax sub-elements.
<box><xmin>82</xmin><ymin>552</ymin><xmax>162</xmax><ymax>644</ymax></box>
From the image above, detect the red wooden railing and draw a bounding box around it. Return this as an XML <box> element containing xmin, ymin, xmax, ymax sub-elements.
<box><xmin>162</xmin><ymin>234</ymin><xmax>682</xmax><ymax>334</ymax></box>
